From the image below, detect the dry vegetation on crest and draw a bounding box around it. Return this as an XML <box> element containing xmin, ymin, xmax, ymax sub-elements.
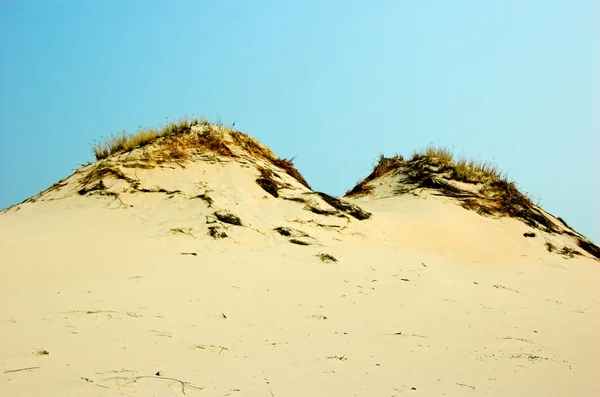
<box><xmin>347</xmin><ymin>146</ymin><xmax>534</xmax><ymax>217</ymax></box>
<box><xmin>92</xmin><ymin>117</ymin><xmax>235</xmax><ymax>161</ymax></box>
<box><xmin>346</xmin><ymin>146</ymin><xmax>506</xmax><ymax>198</ymax></box>
<box><xmin>8</xmin><ymin>118</ymin><xmax>596</xmax><ymax>259</ymax></box>
<box><xmin>345</xmin><ymin>145</ymin><xmax>600</xmax><ymax>259</ymax></box>
<box><xmin>83</xmin><ymin>116</ymin><xmax>373</xmax><ymax>222</ymax></box>
<box><xmin>90</xmin><ymin>116</ymin><xmax>310</xmax><ymax>189</ymax></box>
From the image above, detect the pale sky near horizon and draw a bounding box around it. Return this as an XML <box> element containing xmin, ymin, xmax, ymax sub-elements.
<box><xmin>1</xmin><ymin>1</ymin><xmax>598</xmax><ymax>242</ymax></box>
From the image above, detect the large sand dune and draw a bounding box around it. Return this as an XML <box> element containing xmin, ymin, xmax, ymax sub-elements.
<box><xmin>1</xmin><ymin>124</ymin><xmax>598</xmax><ymax>396</ymax></box>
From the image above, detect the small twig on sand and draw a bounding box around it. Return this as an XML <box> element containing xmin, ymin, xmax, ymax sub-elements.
<box><xmin>105</xmin><ymin>375</ymin><xmax>203</xmax><ymax>395</ymax></box>
<box><xmin>3</xmin><ymin>366</ymin><xmax>40</xmax><ymax>374</ymax></box>
<box><xmin>81</xmin><ymin>377</ymin><xmax>110</xmax><ymax>389</ymax></box>
<box><xmin>326</xmin><ymin>354</ymin><xmax>347</xmax><ymax>361</ymax></box>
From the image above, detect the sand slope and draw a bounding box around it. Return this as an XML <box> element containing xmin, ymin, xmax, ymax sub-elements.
<box><xmin>1</xmin><ymin>135</ymin><xmax>598</xmax><ymax>396</ymax></box>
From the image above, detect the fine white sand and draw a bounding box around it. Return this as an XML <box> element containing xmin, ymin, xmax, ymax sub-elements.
<box><xmin>1</xmin><ymin>152</ymin><xmax>598</xmax><ymax>397</ymax></box>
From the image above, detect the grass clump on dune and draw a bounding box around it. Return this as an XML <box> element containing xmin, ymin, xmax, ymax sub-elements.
<box><xmin>345</xmin><ymin>146</ymin><xmax>600</xmax><ymax>260</ymax></box>
<box><xmin>345</xmin><ymin>154</ymin><xmax>405</xmax><ymax>197</ymax></box>
<box><xmin>230</xmin><ymin>130</ymin><xmax>311</xmax><ymax>189</ymax></box>
<box><xmin>90</xmin><ymin>115</ymin><xmax>311</xmax><ymax>189</ymax></box>
<box><xmin>347</xmin><ymin>145</ymin><xmax>509</xmax><ymax>198</ymax></box>
<box><xmin>345</xmin><ymin>145</ymin><xmax>560</xmax><ymax>232</ymax></box>
<box><xmin>92</xmin><ymin>117</ymin><xmax>210</xmax><ymax>160</ymax></box>
<box><xmin>410</xmin><ymin>146</ymin><xmax>505</xmax><ymax>183</ymax></box>
<box><xmin>411</xmin><ymin>146</ymin><xmax>454</xmax><ymax>165</ymax></box>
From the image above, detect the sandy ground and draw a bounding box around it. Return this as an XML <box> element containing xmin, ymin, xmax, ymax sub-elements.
<box><xmin>1</xmin><ymin>158</ymin><xmax>599</xmax><ymax>397</ymax></box>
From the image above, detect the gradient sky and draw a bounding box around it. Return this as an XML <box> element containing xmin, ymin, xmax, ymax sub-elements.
<box><xmin>1</xmin><ymin>0</ymin><xmax>598</xmax><ymax>242</ymax></box>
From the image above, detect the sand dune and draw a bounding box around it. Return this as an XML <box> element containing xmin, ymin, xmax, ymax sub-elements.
<box><xmin>1</xmin><ymin>124</ymin><xmax>598</xmax><ymax>396</ymax></box>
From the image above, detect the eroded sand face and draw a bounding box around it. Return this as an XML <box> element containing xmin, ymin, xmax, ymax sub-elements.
<box><xmin>1</xmin><ymin>154</ymin><xmax>598</xmax><ymax>396</ymax></box>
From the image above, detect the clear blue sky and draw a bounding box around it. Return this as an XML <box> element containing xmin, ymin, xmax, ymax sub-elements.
<box><xmin>1</xmin><ymin>1</ymin><xmax>598</xmax><ymax>242</ymax></box>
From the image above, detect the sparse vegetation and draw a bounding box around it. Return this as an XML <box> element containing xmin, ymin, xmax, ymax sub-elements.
<box><xmin>305</xmin><ymin>204</ymin><xmax>340</xmax><ymax>217</ymax></box>
<box><xmin>289</xmin><ymin>238</ymin><xmax>310</xmax><ymax>246</ymax></box>
<box><xmin>576</xmin><ymin>238</ymin><xmax>600</xmax><ymax>260</ymax></box>
<box><xmin>345</xmin><ymin>154</ymin><xmax>404</xmax><ymax>197</ymax></box>
<box><xmin>18</xmin><ymin>124</ymin><xmax>598</xmax><ymax>262</ymax></box>
<box><xmin>192</xmin><ymin>193</ymin><xmax>214</xmax><ymax>207</ymax></box>
<box><xmin>274</xmin><ymin>227</ymin><xmax>309</xmax><ymax>238</ymax></box>
<box><xmin>171</xmin><ymin>227</ymin><xmax>195</xmax><ymax>237</ymax></box>
<box><xmin>346</xmin><ymin>146</ymin><xmax>559</xmax><ymax>233</ymax></box>
<box><xmin>274</xmin><ymin>227</ymin><xmax>292</xmax><ymax>236</ymax></box>
<box><xmin>91</xmin><ymin>117</ymin><xmax>209</xmax><ymax>160</ymax></box>
<box><xmin>213</xmin><ymin>210</ymin><xmax>242</xmax><ymax>226</ymax></box>
<box><xmin>76</xmin><ymin>163</ymin><xmax>140</xmax><ymax>209</ymax></box>
<box><xmin>78</xmin><ymin>186</ymin><xmax>127</xmax><ymax>208</ymax></box>
<box><xmin>556</xmin><ymin>217</ymin><xmax>573</xmax><ymax>229</ymax></box>
<box><xmin>451</xmin><ymin>158</ymin><xmax>505</xmax><ymax>183</ymax></box>
<box><xmin>283</xmin><ymin>196</ymin><xmax>308</xmax><ymax>203</ymax></box>
<box><xmin>317</xmin><ymin>253</ymin><xmax>338</xmax><ymax>263</ymax></box>
<box><xmin>559</xmin><ymin>246</ymin><xmax>581</xmax><ymax>258</ymax></box>
<box><xmin>90</xmin><ymin>116</ymin><xmax>311</xmax><ymax>189</ymax></box>
<box><xmin>316</xmin><ymin>192</ymin><xmax>371</xmax><ymax>220</ymax></box>
<box><xmin>230</xmin><ymin>131</ymin><xmax>311</xmax><ymax>189</ymax></box>
<box><xmin>411</xmin><ymin>146</ymin><xmax>454</xmax><ymax>164</ymax></box>
<box><xmin>79</xmin><ymin>163</ymin><xmax>137</xmax><ymax>188</ymax></box>
<box><xmin>256</xmin><ymin>167</ymin><xmax>281</xmax><ymax>197</ymax></box>
<box><xmin>208</xmin><ymin>225</ymin><xmax>228</xmax><ymax>239</ymax></box>
<box><xmin>135</xmin><ymin>187</ymin><xmax>182</xmax><ymax>196</ymax></box>
<box><xmin>545</xmin><ymin>242</ymin><xmax>584</xmax><ymax>258</ymax></box>
<box><xmin>270</xmin><ymin>157</ymin><xmax>310</xmax><ymax>189</ymax></box>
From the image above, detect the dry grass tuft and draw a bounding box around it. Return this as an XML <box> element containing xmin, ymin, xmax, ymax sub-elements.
<box><xmin>256</xmin><ymin>167</ymin><xmax>280</xmax><ymax>197</ymax></box>
<box><xmin>79</xmin><ymin>163</ymin><xmax>135</xmax><ymax>187</ymax></box>
<box><xmin>274</xmin><ymin>226</ymin><xmax>309</xmax><ymax>238</ymax></box>
<box><xmin>208</xmin><ymin>225</ymin><xmax>228</xmax><ymax>239</ymax></box>
<box><xmin>230</xmin><ymin>130</ymin><xmax>274</xmax><ymax>159</ymax></box>
<box><xmin>345</xmin><ymin>154</ymin><xmax>404</xmax><ymax>197</ymax></box>
<box><xmin>92</xmin><ymin>117</ymin><xmax>237</xmax><ymax>161</ymax></box>
<box><xmin>283</xmin><ymin>197</ymin><xmax>308</xmax><ymax>204</ymax></box>
<box><xmin>271</xmin><ymin>157</ymin><xmax>311</xmax><ymax>189</ymax></box>
<box><xmin>410</xmin><ymin>146</ymin><xmax>505</xmax><ymax>185</ymax></box>
<box><xmin>576</xmin><ymin>238</ymin><xmax>600</xmax><ymax>259</ymax></box>
<box><xmin>213</xmin><ymin>210</ymin><xmax>242</xmax><ymax>226</ymax></box>
<box><xmin>479</xmin><ymin>180</ymin><xmax>557</xmax><ymax>231</ymax></box>
<box><xmin>317</xmin><ymin>253</ymin><xmax>338</xmax><ymax>263</ymax></box>
<box><xmin>192</xmin><ymin>193</ymin><xmax>214</xmax><ymax>207</ymax></box>
<box><xmin>316</xmin><ymin>192</ymin><xmax>371</xmax><ymax>220</ymax></box>
<box><xmin>289</xmin><ymin>238</ymin><xmax>310</xmax><ymax>246</ymax></box>
<box><xmin>452</xmin><ymin>158</ymin><xmax>504</xmax><ymax>183</ymax></box>
<box><xmin>230</xmin><ymin>130</ymin><xmax>310</xmax><ymax>189</ymax></box>
<box><xmin>411</xmin><ymin>146</ymin><xmax>454</xmax><ymax>165</ymax></box>
<box><xmin>92</xmin><ymin>117</ymin><xmax>208</xmax><ymax>160</ymax></box>
<box><xmin>188</xmin><ymin>126</ymin><xmax>235</xmax><ymax>157</ymax></box>
<box><xmin>546</xmin><ymin>243</ymin><xmax>584</xmax><ymax>259</ymax></box>
<box><xmin>305</xmin><ymin>204</ymin><xmax>340</xmax><ymax>217</ymax></box>
<box><xmin>347</xmin><ymin>146</ymin><xmax>507</xmax><ymax>197</ymax></box>
<box><xmin>162</xmin><ymin>137</ymin><xmax>189</xmax><ymax>161</ymax></box>
<box><xmin>559</xmin><ymin>246</ymin><xmax>581</xmax><ymax>258</ymax></box>
<box><xmin>77</xmin><ymin>163</ymin><xmax>138</xmax><ymax>205</ymax></box>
